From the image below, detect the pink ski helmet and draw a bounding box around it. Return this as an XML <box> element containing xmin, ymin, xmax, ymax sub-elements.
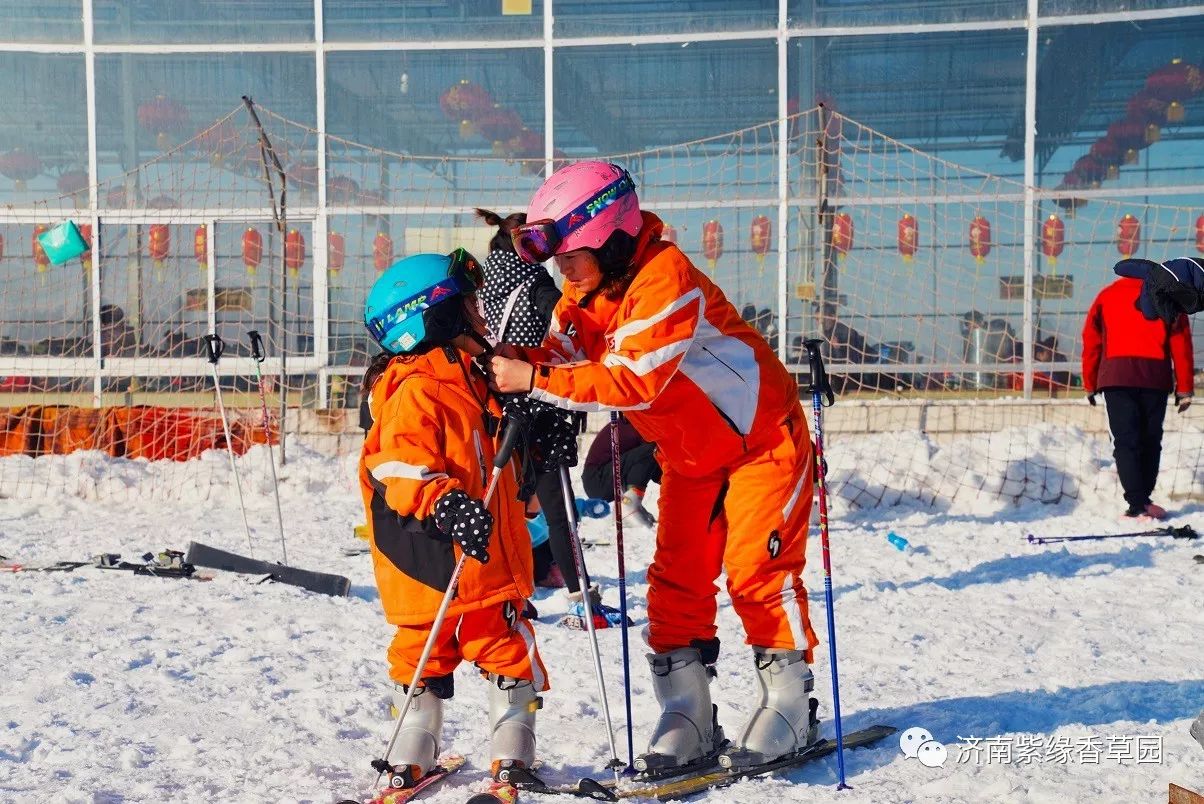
<box><xmin>511</xmin><ymin>161</ymin><xmax>642</xmax><ymax>264</ymax></box>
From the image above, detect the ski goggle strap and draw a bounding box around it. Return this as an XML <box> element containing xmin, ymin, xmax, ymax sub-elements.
<box><xmin>511</xmin><ymin>169</ymin><xmax>636</xmax><ymax>264</ymax></box>
<box><xmin>365</xmin><ymin>249</ymin><xmax>484</xmax><ymax>344</ymax></box>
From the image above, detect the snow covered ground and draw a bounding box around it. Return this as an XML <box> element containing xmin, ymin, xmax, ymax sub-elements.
<box><xmin>2</xmin><ymin>429</ymin><xmax>1202</xmax><ymax>804</ymax></box>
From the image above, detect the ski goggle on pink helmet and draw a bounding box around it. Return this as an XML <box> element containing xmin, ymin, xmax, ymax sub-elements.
<box><xmin>511</xmin><ymin>161</ymin><xmax>643</xmax><ymax>264</ymax></box>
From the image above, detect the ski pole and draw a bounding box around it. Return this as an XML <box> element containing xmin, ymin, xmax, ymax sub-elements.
<box><xmin>248</xmin><ymin>330</ymin><xmax>288</xmax><ymax>566</ymax></box>
<box><xmin>558</xmin><ymin>461</ymin><xmax>625</xmax><ymax>783</ymax></box>
<box><xmin>1027</xmin><ymin>525</ymin><xmax>1198</xmax><ymax>545</ymax></box>
<box><xmin>371</xmin><ymin>416</ymin><xmax>524</xmax><ymax>788</ymax></box>
<box><xmin>803</xmin><ymin>338</ymin><xmax>849</xmax><ymax>790</ymax></box>
<box><xmin>203</xmin><ymin>333</ymin><xmax>254</xmax><ymax>556</ymax></box>
<box><xmin>608</xmin><ymin>411</ymin><xmax>635</xmax><ymax>772</ymax></box>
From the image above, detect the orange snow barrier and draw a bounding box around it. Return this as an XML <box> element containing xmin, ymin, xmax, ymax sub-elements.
<box><xmin>0</xmin><ymin>405</ymin><xmax>274</xmax><ymax>461</ymax></box>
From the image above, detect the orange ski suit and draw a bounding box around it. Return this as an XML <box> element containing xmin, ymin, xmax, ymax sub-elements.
<box><xmin>518</xmin><ymin>212</ymin><xmax>819</xmax><ymax>660</ymax></box>
<box><xmin>360</xmin><ymin>346</ymin><xmax>548</xmax><ymax>691</ymax></box>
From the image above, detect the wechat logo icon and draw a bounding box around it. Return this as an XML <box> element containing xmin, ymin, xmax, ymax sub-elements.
<box><xmin>899</xmin><ymin>726</ymin><xmax>949</xmax><ymax>768</ymax></box>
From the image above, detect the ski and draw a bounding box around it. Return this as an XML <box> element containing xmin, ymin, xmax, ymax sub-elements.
<box><xmin>337</xmin><ymin>754</ymin><xmax>466</xmax><ymax>804</ymax></box>
<box><xmin>648</xmin><ymin>725</ymin><xmax>897</xmax><ymax>800</ymax></box>
<box><xmin>465</xmin><ymin>781</ymin><xmax>519</xmax><ymax>804</ymax></box>
<box><xmin>1027</xmin><ymin>524</ymin><xmax>1198</xmax><ymax>545</ymax></box>
<box><xmin>506</xmin><ymin>758</ymin><xmax>724</xmax><ymax>801</ymax></box>
<box><xmin>342</xmin><ymin>544</ymin><xmax>372</xmax><ymax>556</ymax></box>
<box><xmin>185</xmin><ymin>540</ymin><xmax>351</xmax><ymax>596</ymax></box>
<box><xmin>94</xmin><ymin>550</ymin><xmax>213</xmax><ymax>581</ymax></box>
<box><xmin>0</xmin><ymin>556</ymin><xmax>90</xmax><ymax>573</ymax></box>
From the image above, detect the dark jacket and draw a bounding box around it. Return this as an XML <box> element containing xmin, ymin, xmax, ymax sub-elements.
<box><xmin>479</xmin><ymin>251</ymin><xmax>559</xmax><ymax>348</ymax></box>
<box><xmin>1081</xmin><ymin>277</ymin><xmax>1194</xmax><ymax>395</ymax></box>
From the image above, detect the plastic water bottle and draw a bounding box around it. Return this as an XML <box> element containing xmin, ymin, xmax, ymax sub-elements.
<box><xmin>575</xmin><ymin>497</ymin><xmax>610</xmax><ymax>519</ymax></box>
<box><xmin>886</xmin><ymin>531</ymin><xmax>909</xmax><ymax>552</ymax></box>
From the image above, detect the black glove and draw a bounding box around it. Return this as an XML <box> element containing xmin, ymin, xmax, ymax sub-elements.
<box><xmin>1148</xmin><ymin>267</ymin><xmax>1204</xmax><ymax>323</ymax></box>
<box><xmin>1176</xmin><ymin>393</ymin><xmax>1193</xmax><ymax>414</ymax></box>
<box><xmin>1087</xmin><ymin>392</ymin><xmax>1097</xmax><ymax>407</ymax></box>
<box><xmin>433</xmin><ymin>489</ymin><xmax>493</xmax><ymax>564</ymax></box>
<box><xmin>503</xmin><ymin>397</ymin><xmax>579</xmax><ymax>472</ymax></box>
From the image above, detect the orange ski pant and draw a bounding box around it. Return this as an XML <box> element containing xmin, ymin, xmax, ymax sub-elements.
<box><xmin>387</xmin><ymin>599</ymin><xmax>549</xmax><ymax>692</ymax></box>
<box><xmin>646</xmin><ymin>405</ymin><xmax>819</xmax><ymax>662</ymax></box>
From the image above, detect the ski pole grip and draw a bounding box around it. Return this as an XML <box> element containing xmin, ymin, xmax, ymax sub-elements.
<box><xmin>803</xmin><ymin>338</ymin><xmax>835</xmax><ymax>406</ymax></box>
<box><xmin>248</xmin><ymin>330</ymin><xmax>265</xmax><ymax>363</ymax></box>
<box><xmin>494</xmin><ymin>416</ymin><xmax>524</xmax><ymax>470</ymax></box>
<box><xmin>202</xmin><ymin>333</ymin><xmax>224</xmax><ymax>365</ymax></box>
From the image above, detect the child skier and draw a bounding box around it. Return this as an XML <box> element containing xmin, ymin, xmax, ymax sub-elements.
<box><xmin>359</xmin><ymin>249</ymin><xmax>548</xmax><ymax>789</ymax></box>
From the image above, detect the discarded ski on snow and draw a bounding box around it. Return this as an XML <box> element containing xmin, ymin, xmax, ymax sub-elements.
<box><xmin>185</xmin><ymin>541</ymin><xmax>350</xmax><ymax>597</ymax></box>
<box><xmin>1027</xmin><ymin>525</ymin><xmax>1198</xmax><ymax>546</ymax></box>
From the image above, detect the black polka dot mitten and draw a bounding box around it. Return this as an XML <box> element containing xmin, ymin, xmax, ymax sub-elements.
<box><xmin>433</xmin><ymin>489</ymin><xmax>494</xmax><ymax>564</ymax></box>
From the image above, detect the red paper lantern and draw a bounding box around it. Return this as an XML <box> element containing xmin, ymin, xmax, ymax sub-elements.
<box><xmin>661</xmin><ymin>224</ymin><xmax>677</xmax><ymax>244</ymax></box>
<box><xmin>242</xmin><ymin>227</ymin><xmax>263</xmax><ymax>275</ymax></box>
<box><xmin>749</xmin><ymin>215</ymin><xmax>772</xmax><ymax>258</ymax></box>
<box><xmin>702</xmin><ymin>220</ymin><xmax>723</xmax><ymax>271</ymax></box>
<box><xmin>57</xmin><ymin>170</ymin><xmax>89</xmax><ymax>199</ymax></box>
<box><xmin>1117</xmin><ymin>214</ymin><xmax>1141</xmax><ymax>257</ymax></box>
<box><xmin>328</xmin><ymin>231</ymin><xmax>346</xmax><ymax>274</ymax></box>
<box><xmin>194</xmin><ymin>225</ymin><xmax>208</xmax><ymax>272</ymax></box>
<box><xmin>898</xmin><ymin>213</ymin><xmax>918</xmax><ymax>262</ymax></box>
<box><xmin>0</xmin><ymin>148</ymin><xmax>41</xmax><ymax>191</ymax></box>
<box><xmin>373</xmin><ymin>232</ymin><xmax>393</xmax><ymax>272</ymax></box>
<box><xmin>1145</xmin><ymin>59</ymin><xmax>1204</xmax><ymax>123</ymax></box>
<box><xmin>148</xmin><ymin>224</ymin><xmax>170</xmax><ymax>280</ymax></box>
<box><xmin>476</xmin><ymin>106</ymin><xmax>523</xmax><ymax>143</ymax></box>
<box><xmin>1107</xmin><ymin>119</ymin><xmax>1146</xmax><ymax>153</ymax></box>
<box><xmin>970</xmin><ymin>215</ymin><xmax>992</xmax><ymax>263</ymax></box>
<box><xmin>285</xmin><ymin>229</ymin><xmax>306</xmax><ymax>275</ymax></box>
<box><xmin>439</xmin><ymin>80</ymin><xmax>494</xmax><ymax>121</ymax></box>
<box><xmin>1041</xmin><ymin>214</ymin><xmax>1065</xmax><ymax>265</ymax></box>
<box><xmin>831</xmin><ymin>212</ymin><xmax>853</xmax><ymax>259</ymax></box>
<box><xmin>78</xmin><ymin>223</ymin><xmax>93</xmax><ymax>274</ymax></box>
<box><xmin>1090</xmin><ymin>138</ymin><xmax>1122</xmax><ymax>167</ymax></box>
<box><xmin>1195</xmin><ymin>215</ymin><xmax>1204</xmax><ymax>255</ymax></box>
<box><xmin>137</xmin><ymin>95</ymin><xmax>189</xmax><ymax>150</ymax></box>
<box><xmin>32</xmin><ymin>224</ymin><xmax>48</xmax><ymax>274</ymax></box>
<box><xmin>1073</xmin><ymin>155</ymin><xmax>1107</xmax><ymax>186</ymax></box>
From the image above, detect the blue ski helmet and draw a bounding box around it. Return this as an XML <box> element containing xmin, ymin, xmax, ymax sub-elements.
<box><xmin>364</xmin><ymin>248</ymin><xmax>484</xmax><ymax>354</ymax></box>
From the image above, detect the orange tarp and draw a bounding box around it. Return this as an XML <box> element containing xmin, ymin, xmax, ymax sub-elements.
<box><xmin>0</xmin><ymin>405</ymin><xmax>274</xmax><ymax>461</ymax></box>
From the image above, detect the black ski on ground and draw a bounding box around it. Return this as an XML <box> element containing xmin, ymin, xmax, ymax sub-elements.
<box><xmin>185</xmin><ymin>540</ymin><xmax>350</xmax><ymax>596</ymax></box>
<box><xmin>650</xmin><ymin>724</ymin><xmax>897</xmax><ymax>800</ymax></box>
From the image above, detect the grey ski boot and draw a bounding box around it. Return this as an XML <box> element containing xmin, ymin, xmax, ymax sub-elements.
<box><xmin>1191</xmin><ymin>709</ymin><xmax>1204</xmax><ymax>751</ymax></box>
<box><xmin>486</xmin><ymin>673</ymin><xmax>542</xmax><ymax>779</ymax></box>
<box><xmin>635</xmin><ymin>646</ymin><xmax>726</xmax><ymax>773</ymax></box>
<box><xmin>720</xmin><ymin>648</ymin><xmax>819</xmax><ymax>770</ymax></box>
<box><xmin>386</xmin><ymin>682</ymin><xmax>444</xmax><ymax>787</ymax></box>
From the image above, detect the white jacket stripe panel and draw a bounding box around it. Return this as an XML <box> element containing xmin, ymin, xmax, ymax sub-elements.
<box><xmin>677</xmin><ymin>314</ymin><xmax>762</xmax><ymax>435</ymax></box>
<box><xmin>370</xmin><ymin>460</ymin><xmax>450</xmax><ymax>484</ymax></box>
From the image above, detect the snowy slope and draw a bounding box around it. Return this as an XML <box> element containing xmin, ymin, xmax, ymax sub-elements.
<box><xmin>1</xmin><ymin>432</ymin><xmax>1202</xmax><ymax>804</ymax></box>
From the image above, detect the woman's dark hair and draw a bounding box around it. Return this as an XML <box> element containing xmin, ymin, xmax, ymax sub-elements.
<box><xmin>591</xmin><ymin>229</ymin><xmax>639</xmax><ymax>301</ymax></box>
<box><xmin>475</xmin><ymin>208</ymin><xmax>526</xmax><ymax>254</ymax></box>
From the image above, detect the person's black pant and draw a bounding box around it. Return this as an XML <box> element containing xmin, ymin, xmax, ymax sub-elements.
<box><xmin>581</xmin><ymin>442</ymin><xmax>663</xmax><ymax>502</ymax></box>
<box><xmin>533</xmin><ymin>468</ymin><xmax>582</xmax><ymax>594</ymax></box>
<box><xmin>1103</xmin><ymin>387</ymin><xmax>1169</xmax><ymax>511</ymax></box>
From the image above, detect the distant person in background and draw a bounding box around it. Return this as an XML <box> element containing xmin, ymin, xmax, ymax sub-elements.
<box><xmin>99</xmin><ymin>304</ymin><xmax>136</xmax><ymax>357</ymax></box>
<box><xmin>581</xmin><ymin>415</ymin><xmax>661</xmax><ymax>529</ymax></box>
<box><xmin>1082</xmin><ymin>270</ymin><xmax>1194</xmax><ymax>520</ymax></box>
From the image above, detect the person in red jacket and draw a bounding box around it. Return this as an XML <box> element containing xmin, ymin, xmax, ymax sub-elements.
<box><xmin>487</xmin><ymin>161</ymin><xmax>820</xmax><ymax>771</ymax></box>
<box><xmin>1082</xmin><ymin>274</ymin><xmax>1194</xmax><ymax>519</ymax></box>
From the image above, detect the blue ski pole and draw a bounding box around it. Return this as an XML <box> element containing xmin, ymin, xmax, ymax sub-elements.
<box><xmin>803</xmin><ymin>338</ymin><xmax>849</xmax><ymax>790</ymax></box>
<box><xmin>609</xmin><ymin>411</ymin><xmax>636</xmax><ymax>771</ymax></box>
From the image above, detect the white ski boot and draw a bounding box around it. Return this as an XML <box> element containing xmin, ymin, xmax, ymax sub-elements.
<box><xmin>621</xmin><ymin>488</ymin><xmax>657</xmax><ymax>529</ymax></box>
<box><xmin>386</xmin><ymin>682</ymin><xmax>444</xmax><ymax>787</ymax></box>
<box><xmin>487</xmin><ymin>673</ymin><xmax>542</xmax><ymax>778</ymax></box>
<box><xmin>721</xmin><ymin>648</ymin><xmax>819</xmax><ymax>769</ymax></box>
<box><xmin>635</xmin><ymin>647</ymin><xmax>725</xmax><ymax>773</ymax></box>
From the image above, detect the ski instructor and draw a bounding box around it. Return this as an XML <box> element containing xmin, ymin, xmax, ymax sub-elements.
<box><xmin>486</xmin><ymin>161</ymin><xmax>822</xmax><ymax>770</ymax></box>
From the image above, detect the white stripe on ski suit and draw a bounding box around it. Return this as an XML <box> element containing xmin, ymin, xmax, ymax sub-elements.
<box><xmin>370</xmin><ymin>460</ymin><xmax>449</xmax><ymax>484</ymax></box>
<box><xmin>516</xmin><ymin>617</ymin><xmax>545</xmax><ymax>691</ymax></box>
<box><xmin>779</xmin><ymin>571</ymin><xmax>806</xmax><ymax>651</ymax></box>
<box><xmin>535</xmin><ymin>287</ymin><xmax>761</xmax><ymax>434</ymax></box>
<box><xmin>782</xmin><ymin>472</ymin><xmax>807</xmax><ymax>522</ymax></box>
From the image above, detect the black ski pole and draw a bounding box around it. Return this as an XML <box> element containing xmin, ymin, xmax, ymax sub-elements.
<box><xmin>203</xmin><ymin>333</ymin><xmax>254</xmax><ymax>555</ymax></box>
<box><xmin>609</xmin><ymin>411</ymin><xmax>636</xmax><ymax>773</ymax></box>
<box><xmin>248</xmin><ymin>330</ymin><xmax>288</xmax><ymax>566</ymax></box>
<box><xmin>1027</xmin><ymin>525</ymin><xmax>1198</xmax><ymax>545</ymax></box>
<box><xmin>803</xmin><ymin>338</ymin><xmax>849</xmax><ymax>790</ymax></box>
